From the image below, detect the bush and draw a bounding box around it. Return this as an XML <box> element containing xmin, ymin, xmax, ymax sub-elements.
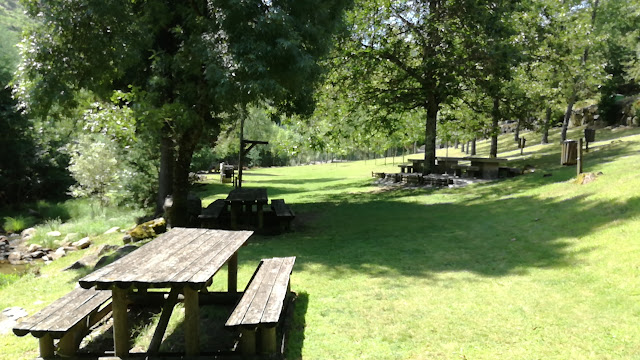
<box><xmin>2</xmin><ymin>216</ymin><xmax>35</xmax><ymax>233</ymax></box>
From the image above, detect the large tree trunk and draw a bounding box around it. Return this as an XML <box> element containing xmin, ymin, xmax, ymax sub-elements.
<box><xmin>561</xmin><ymin>91</ymin><xmax>576</xmax><ymax>142</ymax></box>
<box><xmin>490</xmin><ymin>97</ymin><xmax>500</xmax><ymax>158</ymax></box>
<box><xmin>156</xmin><ymin>125</ymin><xmax>174</xmax><ymax>215</ymax></box>
<box><xmin>514</xmin><ymin>118</ymin><xmax>521</xmax><ymax>142</ymax></box>
<box><xmin>170</xmin><ymin>124</ymin><xmax>203</xmax><ymax>227</ymax></box>
<box><xmin>422</xmin><ymin>100</ymin><xmax>439</xmax><ymax>175</ymax></box>
<box><xmin>541</xmin><ymin>107</ymin><xmax>552</xmax><ymax>144</ymax></box>
<box><xmin>471</xmin><ymin>137</ymin><xmax>477</xmax><ymax>155</ymax></box>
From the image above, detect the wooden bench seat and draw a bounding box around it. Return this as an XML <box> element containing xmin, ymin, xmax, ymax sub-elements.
<box><xmin>271</xmin><ymin>199</ymin><xmax>295</xmax><ymax>231</ymax></box>
<box><xmin>450</xmin><ymin>164</ymin><xmax>480</xmax><ymax>177</ymax></box>
<box><xmin>13</xmin><ymin>287</ymin><xmax>112</xmax><ymax>358</ymax></box>
<box><xmin>198</xmin><ymin>199</ymin><xmax>227</xmax><ymax>228</ymax></box>
<box><xmin>226</xmin><ymin>256</ymin><xmax>296</xmax><ymax>356</ymax></box>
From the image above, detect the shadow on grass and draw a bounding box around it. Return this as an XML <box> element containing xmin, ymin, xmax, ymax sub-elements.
<box><xmin>266</xmin><ymin>193</ymin><xmax>640</xmax><ymax>280</ymax></box>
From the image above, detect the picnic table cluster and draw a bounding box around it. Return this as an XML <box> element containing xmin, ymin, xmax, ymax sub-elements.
<box><xmin>199</xmin><ymin>187</ymin><xmax>294</xmax><ymax>233</ymax></box>
<box><xmin>14</xmin><ymin>227</ymin><xmax>296</xmax><ymax>358</ymax></box>
<box><xmin>374</xmin><ymin>156</ymin><xmax>521</xmax><ymax>186</ymax></box>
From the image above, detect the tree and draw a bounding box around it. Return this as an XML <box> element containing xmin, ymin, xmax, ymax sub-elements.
<box><xmin>16</xmin><ymin>0</ymin><xmax>351</xmax><ymax>226</ymax></box>
<box><xmin>331</xmin><ymin>0</ymin><xmax>526</xmax><ymax>173</ymax></box>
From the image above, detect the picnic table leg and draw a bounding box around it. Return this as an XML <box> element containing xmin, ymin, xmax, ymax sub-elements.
<box><xmin>38</xmin><ymin>334</ymin><xmax>55</xmax><ymax>358</ymax></box>
<box><xmin>112</xmin><ymin>287</ymin><xmax>130</xmax><ymax>358</ymax></box>
<box><xmin>183</xmin><ymin>287</ymin><xmax>200</xmax><ymax>356</ymax></box>
<box><xmin>257</xmin><ymin>203</ymin><xmax>264</xmax><ymax>229</ymax></box>
<box><xmin>228</xmin><ymin>252</ymin><xmax>238</xmax><ymax>293</ymax></box>
<box><xmin>240</xmin><ymin>328</ymin><xmax>256</xmax><ymax>355</ymax></box>
<box><xmin>260</xmin><ymin>326</ymin><xmax>277</xmax><ymax>354</ymax></box>
<box><xmin>230</xmin><ymin>202</ymin><xmax>241</xmax><ymax>230</ymax></box>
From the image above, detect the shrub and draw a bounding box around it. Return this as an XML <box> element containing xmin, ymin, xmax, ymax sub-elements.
<box><xmin>2</xmin><ymin>216</ymin><xmax>35</xmax><ymax>233</ymax></box>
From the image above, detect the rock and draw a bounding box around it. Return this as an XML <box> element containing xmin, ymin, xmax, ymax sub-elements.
<box><xmin>0</xmin><ymin>307</ymin><xmax>28</xmax><ymax>335</ymax></box>
<box><xmin>576</xmin><ymin>172</ymin><xmax>600</xmax><ymax>185</ymax></box>
<box><xmin>126</xmin><ymin>218</ymin><xmax>166</xmax><ymax>242</ymax></box>
<box><xmin>0</xmin><ymin>236</ymin><xmax>8</xmax><ymax>245</ymax></box>
<box><xmin>30</xmin><ymin>250</ymin><xmax>45</xmax><ymax>259</ymax></box>
<box><xmin>7</xmin><ymin>251</ymin><xmax>22</xmax><ymax>264</ymax></box>
<box><xmin>50</xmin><ymin>247</ymin><xmax>66</xmax><ymax>260</ymax></box>
<box><xmin>122</xmin><ymin>234</ymin><xmax>132</xmax><ymax>244</ymax></box>
<box><xmin>104</xmin><ymin>226</ymin><xmax>120</xmax><ymax>235</ymax></box>
<box><xmin>72</xmin><ymin>237</ymin><xmax>91</xmax><ymax>249</ymax></box>
<box><xmin>42</xmin><ymin>255</ymin><xmax>49</xmax><ymax>262</ymax></box>
<box><xmin>97</xmin><ymin>244</ymin><xmax>119</xmax><ymax>256</ymax></box>
<box><xmin>46</xmin><ymin>230</ymin><xmax>61</xmax><ymax>237</ymax></box>
<box><xmin>8</xmin><ymin>252</ymin><xmax>22</xmax><ymax>264</ymax></box>
<box><xmin>21</xmin><ymin>228</ymin><xmax>36</xmax><ymax>240</ymax></box>
<box><xmin>28</xmin><ymin>243</ymin><xmax>42</xmax><ymax>252</ymax></box>
<box><xmin>94</xmin><ymin>245</ymin><xmax>138</xmax><ymax>269</ymax></box>
<box><xmin>63</xmin><ymin>233</ymin><xmax>80</xmax><ymax>243</ymax></box>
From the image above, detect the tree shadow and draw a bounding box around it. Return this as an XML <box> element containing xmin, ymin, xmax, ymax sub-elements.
<box><xmin>237</xmin><ymin>192</ymin><xmax>640</xmax><ymax>280</ymax></box>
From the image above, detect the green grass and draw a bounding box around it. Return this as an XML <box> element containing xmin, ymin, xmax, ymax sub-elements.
<box><xmin>3</xmin><ymin>125</ymin><xmax>640</xmax><ymax>359</ymax></box>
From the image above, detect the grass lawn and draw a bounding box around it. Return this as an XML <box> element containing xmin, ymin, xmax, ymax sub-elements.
<box><xmin>2</xmin><ymin>125</ymin><xmax>640</xmax><ymax>359</ymax></box>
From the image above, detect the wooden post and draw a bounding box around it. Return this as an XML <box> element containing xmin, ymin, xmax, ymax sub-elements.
<box><xmin>577</xmin><ymin>138</ymin><xmax>583</xmax><ymax>176</ymax></box>
<box><xmin>260</xmin><ymin>327</ymin><xmax>277</xmax><ymax>354</ymax></box>
<box><xmin>112</xmin><ymin>287</ymin><xmax>130</xmax><ymax>358</ymax></box>
<box><xmin>228</xmin><ymin>252</ymin><xmax>238</xmax><ymax>293</ymax></box>
<box><xmin>38</xmin><ymin>334</ymin><xmax>55</xmax><ymax>358</ymax></box>
<box><xmin>240</xmin><ymin>328</ymin><xmax>256</xmax><ymax>355</ymax></box>
<box><xmin>230</xmin><ymin>202</ymin><xmax>241</xmax><ymax>230</ymax></box>
<box><xmin>257</xmin><ymin>203</ymin><xmax>264</xmax><ymax>229</ymax></box>
<box><xmin>183</xmin><ymin>287</ymin><xmax>200</xmax><ymax>356</ymax></box>
<box><xmin>147</xmin><ymin>288</ymin><xmax>180</xmax><ymax>354</ymax></box>
<box><xmin>58</xmin><ymin>324</ymin><xmax>83</xmax><ymax>356</ymax></box>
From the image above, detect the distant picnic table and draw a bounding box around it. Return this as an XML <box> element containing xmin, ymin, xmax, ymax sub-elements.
<box><xmin>404</xmin><ymin>156</ymin><xmax>509</xmax><ymax>179</ymax></box>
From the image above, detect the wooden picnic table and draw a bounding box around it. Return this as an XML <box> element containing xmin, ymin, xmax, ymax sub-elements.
<box><xmin>225</xmin><ymin>187</ymin><xmax>268</xmax><ymax>229</ymax></box>
<box><xmin>467</xmin><ymin>157</ymin><xmax>508</xmax><ymax>179</ymax></box>
<box><xmin>435</xmin><ymin>156</ymin><xmax>468</xmax><ymax>174</ymax></box>
<box><xmin>79</xmin><ymin>227</ymin><xmax>253</xmax><ymax>358</ymax></box>
<box><xmin>398</xmin><ymin>164</ymin><xmax>414</xmax><ymax>173</ymax></box>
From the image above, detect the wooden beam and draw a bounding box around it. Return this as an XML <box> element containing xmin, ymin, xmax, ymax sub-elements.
<box><xmin>112</xmin><ymin>287</ymin><xmax>130</xmax><ymax>358</ymax></box>
<box><xmin>183</xmin><ymin>287</ymin><xmax>200</xmax><ymax>356</ymax></box>
<box><xmin>147</xmin><ymin>288</ymin><xmax>180</xmax><ymax>354</ymax></box>
<box><xmin>228</xmin><ymin>252</ymin><xmax>238</xmax><ymax>293</ymax></box>
<box><xmin>260</xmin><ymin>326</ymin><xmax>277</xmax><ymax>355</ymax></box>
<box><xmin>240</xmin><ymin>328</ymin><xmax>256</xmax><ymax>355</ymax></box>
<box><xmin>38</xmin><ymin>334</ymin><xmax>55</xmax><ymax>358</ymax></box>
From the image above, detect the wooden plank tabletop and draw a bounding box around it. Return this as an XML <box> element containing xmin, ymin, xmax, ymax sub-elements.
<box><xmin>79</xmin><ymin>228</ymin><xmax>253</xmax><ymax>290</ymax></box>
<box><xmin>225</xmin><ymin>187</ymin><xmax>268</xmax><ymax>203</ymax></box>
<box><xmin>467</xmin><ymin>157</ymin><xmax>508</xmax><ymax>162</ymax></box>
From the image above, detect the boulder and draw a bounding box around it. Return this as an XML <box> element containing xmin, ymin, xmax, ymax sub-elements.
<box><xmin>63</xmin><ymin>233</ymin><xmax>80</xmax><ymax>243</ymax></box>
<box><xmin>125</xmin><ymin>218</ymin><xmax>166</xmax><ymax>242</ymax></box>
<box><xmin>46</xmin><ymin>230</ymin><xmax>61</xmax><ymax>237</ymax></box>
<box><xmin>50</xmin><ymin>247</ymin><xmax>66</xmax><ymax>260</ymax></box>
<box><xmin>27</xmin><ymin>243</ymin><xmax>42</xmax><ymax>252</ymax></box>
<box><xmin>72</xmin><ymin>237</ymin><xmax>91</xmax><ymax>249</ymax></box>
<box><xmin>21</xmin><ymin>228</ymin><xmax>36</xmax><ymax>240</ymax></box>
<box><xmin>8</xmin><ymin>252</ymin><xmax>22</xmax><ymax>264</ymax></box>
<box><xmin>104</xmin><ymin>226</ymin><xmax>121</xmax><ymax>234</ymax></box>
<box><xmin>29</xmin><ymin>250</ymin><xmax>46</xmax><ymax>259</ymax></box>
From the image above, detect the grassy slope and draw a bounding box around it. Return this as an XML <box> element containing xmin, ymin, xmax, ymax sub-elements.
<box><xmin>2</xmin><ymin>125</ymin><xmax>640</xmax><ymax>359</ymax></box>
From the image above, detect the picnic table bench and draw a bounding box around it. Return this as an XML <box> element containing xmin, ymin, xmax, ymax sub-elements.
<box><xmin>398</xmin><ymin>164</ymin><xmax>414</xmax><ymax>173</ymax></box>
<box><xmin>450</xmin><ymin>164</ymin><xmax>480</xmax><ymax>178</ymax></box>
<box><xmin>226</xmin><ymin>187</ymin><xmax>268</xmax><ymax>230</ymax></box>
<box><xmin>226</xmin><ymin>256</ymin><xmax>296</xmax><ymax>356</ymax></box>
<box><xmin>271</xmin><ymin>199</ymin><xmax>295</xmax><ymax>232</ymax></box>
<box><xmin>13</xmin><ymin>287</ymin><xmax>112</xmax><ymax>358</ymax></box>
<box><xmin>198</xmin><ymin>198</ymin><xmax>227</xmax><ymax>228</ymax></box>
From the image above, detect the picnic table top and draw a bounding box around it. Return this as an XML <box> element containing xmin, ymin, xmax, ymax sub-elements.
<box><xmin>79</xmin><ymin>227</ymin><xmax>253</xmax><ymax>290</ymax></box>
<box><xmin>435</xmin><ymin>156</ymin><xmax>468</xmax><ymax>161</ymax></box>
<box><xmin>225</xmin><ymin>187</ymin><xmax>268</xmax><ymax>203</ymax></box>
<box><xmin>467</xmin><ymin>157</ymin><xmax>508</xmax><ymax>162</ymax></box>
